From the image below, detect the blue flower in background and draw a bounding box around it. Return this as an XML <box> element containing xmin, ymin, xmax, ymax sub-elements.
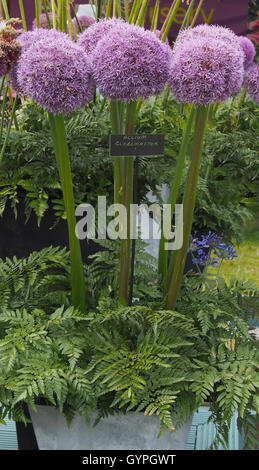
<box><xmin>189</xmin><ymin>232</ymin><xmax>237</xmax><ymax>268</ymax></box>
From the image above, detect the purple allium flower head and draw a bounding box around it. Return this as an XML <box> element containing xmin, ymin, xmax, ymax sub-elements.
<box><xmin>17</xmin><ymin>28</ymin><xmax>71</xmax><ymax>50</ymax></box>
<box><xmin>244</xmin><ymin>63</ymin><xmax>259</xmax><ymax>104</ymax></box>
<box><xmin>17</xmin><ymin>36</ymin><xmax>94</xmax><ymax>114</ymax></box>
<box><xmin>175</xmin><ymin>24</ymin><xmax>242</xmax><ymax>50</ymax></box>
<box><xmin>169</xmin><ymin>26</ymin><xmax>245</xmax><ymax>105</ymax></box>
<box><xmin>90</xmin><ymin>23</ymin><xmax>171</xmax><ymax>101</ymax></box>
<box><xmin>73</xmin><ymin>16</ymin><xmax>96</xmax><ymax>33</ymax></box>
<box><xmin>77</xmin><ymin>18</ymin><xmax>125</xmax><ymax>54</ymax></box>
<box><xmin>32</xmin><ymin>13</ymin><xmax>58</xmax><ymax>30</ymax></box>
<box><xmin>237</xmin><ymin>36</ymin><xmax>256</xmax><ymax>69</ymax></box>
<box><xmin>8</xmin><ymin>29</ymin><xmax>71</xmax><ymax>92</ymax></box>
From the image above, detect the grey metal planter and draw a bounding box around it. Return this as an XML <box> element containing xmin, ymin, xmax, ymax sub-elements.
<box><xmin>29</xmin><ymin>406</ymin><xmax>193</xmax><ymax>450</ymax></box>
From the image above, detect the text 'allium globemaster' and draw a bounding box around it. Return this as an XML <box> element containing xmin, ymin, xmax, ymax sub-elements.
<box><xmin>17</xmin><ymin>30</ymin><xmax>94</xmax><ymax>114</ymax></box>
<box><xmin>89</xmin><ymin>22</ymin><xmax>171</xmax><ymax>102</ymax></box>
<box><xmin>169</xmin><ymin>25</ymin><xmax>245</xmax><ymax>105</ymax></box>
<box><xmin>244</xmin><ymin>63</ymin><xmax>259</xmax><ymax>104</ymax></box>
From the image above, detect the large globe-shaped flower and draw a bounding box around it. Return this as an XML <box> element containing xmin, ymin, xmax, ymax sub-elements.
<box><xmin>17</xmin><ymin>35</ymin><xmax>94</xmax><ymax>114</ymax></box>
<box><xmin>174</xmin><ymin>24</ymin><xmax>242</xmax><ymax>50</ymax></box>
<box><xmin>169</xmin><ymin>27</ymin><xmax>245</xmax><ymax>105</ymax></box>
<box><xmin>90</xmin><ymin>23</ymin><xmax>171</xmax><ymax>101</ymax></box>
<box><xmin>77</xmin><ymin>17</ymin><xmax>127</xmax><ymax>54</ymax></box>
<box><xmin>73</xmin><ymin>15</ymin><xmax>96</xmax><ymax>33</ymax></box>
<box><xmin>238</xmin><ymin>36</ymin><xmax>256</xmax><ymax>69</ymax></box>
<box><xmin>8</xmin><ymin>28</ymin><xmax>71</xmax><ymax>93</ymax></box>
<box><xmin>244</xmin><ymin>63</ymin><xmax>259</xmax><ymax>103</ymax></box>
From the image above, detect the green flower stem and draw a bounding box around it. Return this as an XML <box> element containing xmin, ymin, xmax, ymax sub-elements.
<box><xmin>19</xmin><ymin>0</ymin><xmax>27</xmax><ymax>31</ymax></box>
<box><xmin>178</xmin><ymin>0</ymin><xmax>195</xmax><ymax>33</ymax></box>
<box><xmin>167</xmin><ymin>105</ymin><xmax>209</xmax><ymax>310</ymax></box>
<box><xmin>151</xmin><ymin>0</ymin><xmax>160</xmax><ymax>32</ymax></box>
<box><xmin>51</xmin><ymin>0</ymin><xmax>57</xmax><ymax>29</ymax></box>
<box><xmin>1</xmin><ymin>0</ymin><xmax>10</xmax><ymax>19</ymax></box>
<box><xmin>110</xmin><ymin>101</ymin><xmax>123</xmax><ymax>205</ymax></box>
<box><xmin>0</xmin><ymin>95</ymin><xmax>18</xmax><ymax>164</ymax></box>
<box><xmin>123</xmin><ymin>1</ymin><xmax>131</xmax><ymax>21</ymax></box>
<box><xmin>190</xmin><ymin>0</ymin><xmax>204</xmax><ymax>28</ymax></box>
<box><xmin>160</xmin><ymin>0</ymin><xmax>181</xmax><ymax>42</ymax></box>
<box><xmin>0</xmin><ymin>84</ymin><xmax>8</xmax><ymax>142</ymax></box>
<box><xmin>105</xmin><ymin>0</ymin><xmax>113</xmax><ymax>19</ymax></box>
<box><xmin>135</xmin><ymin>0</ymin><xmax>150</xmax><ymax>26</ymax></box>
<box><xmin>48</xmin><ymin>113</ymin><xmax>86</xmax><ymax>312</ymax></box>
<box><xmin>158</xmin><ymin>105</ymin><xmax>195</xmax><ymax>284</ymax></box>
<box><xmin>118</xmin><ymin>101</ymin><xmax>137</xmax><ymax>306</ymax></box>
<box><xmin>129</xmin><ymin>0</ymin><xmax>142</xmax><ymax>24</ymax></box>
<box><xmin>35</xmin><ymin>0</ymin><xmax>41</xmax><ymax>28</ymax></box>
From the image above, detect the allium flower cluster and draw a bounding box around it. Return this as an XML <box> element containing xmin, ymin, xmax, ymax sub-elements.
<box><xmin>175</xmin><ymin>24</ymin><xmax>242</xmax><ymax>50</ymax></box>
<box><xmin>169</xmin><ymin>25</ymin><xmax>245</xmax><ymax>105</ymax></box>
<box><xmin>8</xmin><ymin>28</ymin><xmax>71</xmax><ymax>92</ymax></box>
<box><xmin>17</xmin><ymin>31</ymin><xmax>94</xmax><ymax>114</ymax></box>
<box><xmin>32</xmin><ymin>13</ymin><xmax>57</xmax><ymax>30</ymax></box>
<box><xmin>77</xmin><ymin>18</ymin><xmax>126</xmax><ymax>54</ymax></box>
<box><xmin>73</xmin><ymin>16</ymin><xmax>95</xmax><ymax>33</ymax></box>
<box><xmin>238</xmin><ymin>36</ymin><xmax>256</xmax><ymax>69</ymax></box>
<box><xmin>90</xmin><ymin>22</ymin><xmax>171</xmax><ymax>101</ymax></box>
<box><xmin>0</xmin><ymin>20</ymin><xmax>22</xmax><ymax>77</ymax></box>
<box><xmin>244</xmin><ymin>63</ymin><xmax>259</xmax><ymax>104</ymax></box>
<box><xmin>189</xmin><ymin>232</ymin><xmax>237</xmax><ymax>267</ymax></box>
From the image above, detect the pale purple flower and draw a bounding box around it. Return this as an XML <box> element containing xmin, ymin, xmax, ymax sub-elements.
<box><xmin>238</xmin><ymin>36</ymin><xmax>256</xmax><ymax>69</ymax></box>
<box><xmin>17</xmin><ymin>36</ymin><xmax>94</xmax><ymax>114</ymax></box>
<box><xmin>244</xmin><ymin>63</ymin><xmax>259</xmax><ymax>104</ymax></box>
<box><xmin>8</xmin><ymin>29</ymin><xmax>71</xmax><ymax>92</ymax></box>
<box><xmin>175</xmin><ymin>24</ymin><xmax>243</xmax><ymax>50</ymax></box>
<box><xmin>73</xmin><ymin>16</ymin><xmax>96</xmax><ymax>32</ymax></box>
<box><xmin>32</xmin><ymin>13</ymin><xmax>57</xmax><ymax>30</ymax></box>
<box><xmin>169</xmin><ymin>27</ymin><xmax>245</xmax><ymax>105</ymax></box>
<box><xmin>77</xmin><ymin>17</ymin><xmax>125</xmax><ymax>54</ymax></box>
<box><xmin>90</xmin><ymin>23</ymin><xmax>171</xmax><ymax>101</ymax></box>
<box><xmin>17</xmin><ymin>28</ymin><xmax>71</xmax><ymax>50</ymax></box>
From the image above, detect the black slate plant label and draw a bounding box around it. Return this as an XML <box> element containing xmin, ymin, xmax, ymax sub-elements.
<box><xmin>110</xmin><ymin>134</ymin><xmax>165</xmax><ymax>157</ymax></box>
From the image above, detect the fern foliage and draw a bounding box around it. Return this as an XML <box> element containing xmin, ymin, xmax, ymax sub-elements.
<box><xmin>0</xmin><ymin>249</ymin><xmax>258</xmax><ymax>447</ymax></box>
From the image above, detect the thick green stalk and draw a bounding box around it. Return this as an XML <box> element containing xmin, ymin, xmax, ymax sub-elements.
<box><xmin>135</xmin><ymin>0</ymin><xmax>150</xmax><ymax>26</ymax></box>
<box><xmin>190</xmin><ymin>0</ymin><xmax>204</xmax><ymax>28</ymax></box>
<box><xmin>123</xmin><ymin>1</ymin><xmax>131</xmax><ymax>21</ymax></box>
<box><xmin>151</xmin><ymin>0</ymin><xmax>160</xmax><ymax>32</ymax></box>
<box><xmin>167</xmin><ymin>106</ymin><xmax>209</xmax><ymax>310</ymax></box>
<box><xmin>19</xmin><ymin>0</ymin><xmax>27</xmax><ymax>31</ymax></box>
<box><xmin>110</xmin><ymin>101</ymin><xmax>123</xmax><ymax>205</ymax></box>
<box><xmin>161</xmin><ymin>0</ymin><xmax>181</xmax><ymax>42</ymax></box>
<box><xmin>178</xmin><ymin>0</ymin><xmax>195</xmax><ymax>33</ymax></box>
<box><xmin>1</xmin><ymin>0</ymin><xmax>10</xmax><ymax>19</ymax></box>
<box><xmin>115</xmin><ymin>0</ymin><xmax>122</xmax><ymax>18</ymax></box>
<box><xmin>0</xmin><ymin>95</ymin><xmax>18</xmax><ymax>164</ymax></box>
<box><xmin>51</xmin><ymin>0</ymin><xmax>57</xmax><ymax>28</ymax></box>
<box><xmin>49</xmin><ymin>113</ymin><xmax>86</xmax><ymax>312</ymax></box>
<box><xmin>158</xmin><ymin>105</ymin><xmax>195</xmax><ymax>283</ymax></box>
<box><xmin>105</xmin><ymin>0</ymin><xmax>113</xmax><ymax>19</ymax></box>
<box><xmin>0</xmin><ymin>84</ymin><xmax>8</xmax><ymax>142</ymax></box>
<box><xmin>118</xmin><ymin>101</ymin><xmax>137</xmax><ymax>306</ymax></box>
<box><xmin>128</xmin><ymin>0</ymin><xmax>142</xmax><ymax>24</ymax></box>
<box><xmin>35</xmin><ymin>0</ymin><xmax>41</xmax><ymax>28</ymax></box>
